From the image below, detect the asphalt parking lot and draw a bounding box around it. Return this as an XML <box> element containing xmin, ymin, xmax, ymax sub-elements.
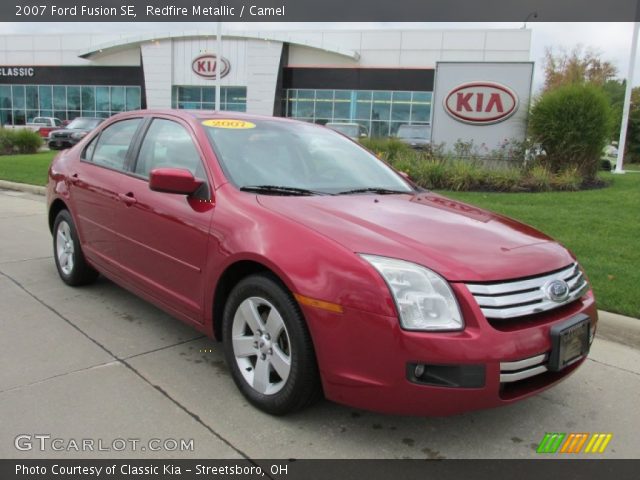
<box><xmin>0</xmin><ymin>188</ymin><xmax>639</xmax><ymax>459</ymax></box>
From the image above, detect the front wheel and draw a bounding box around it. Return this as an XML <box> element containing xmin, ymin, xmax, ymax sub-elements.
<box><xmin>53</xmin><ymin>209</ymin><xmax>98</xmax><ymax>286</ymax></box>
<box><xmin>222</xmin><ymin>273</ymin><xmax>322</xmax><ymax>415</ymax></box>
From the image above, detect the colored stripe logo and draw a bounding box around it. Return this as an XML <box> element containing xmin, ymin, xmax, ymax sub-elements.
<box><xmin>537</xmin><ymin>433</ymin><xmax>612</xmax><ymax>454</ymax></box>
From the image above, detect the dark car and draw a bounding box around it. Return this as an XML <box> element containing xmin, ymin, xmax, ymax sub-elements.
<box><xmin>396</xmin><ymin>124</ymin><xmax>431</xmax><ymax>149</ymax></box>
<box><xmin>48</xmin><ymin>117</ymin><xmax>105</xmax><ymax>150</ymax></box>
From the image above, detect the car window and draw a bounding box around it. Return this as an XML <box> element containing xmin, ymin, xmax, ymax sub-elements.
<box><xmin>91</xmin><ymin>118</ymin><xmax>142</xmax><ymax>171</ymax></box>
<box><xmin>82</xmin><ymin>135</ymin><xmax>98</xmax><ymax>161</ymax></box>
<box><xmin>205</xmin><ymin>119</ymin><xmax>412</xmax><ymax>194</ymax></box>
<box><xmin>54</xmin><ymin>118</ymin><xmax>63</xmax><ymax>127</ymax></box>
<box><xmin>134</xmin><ymin>119</ymin><xmax>205</xmax><ymax>179</ymax></box>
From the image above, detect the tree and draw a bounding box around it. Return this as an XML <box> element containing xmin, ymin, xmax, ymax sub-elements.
<box><xmin>601</xmin><ymin>79</ymin><xmax>626</xmax><ymax>140</ymax></box>
<box><xmin>529</xmin><ymin>84</ymin><xmax>612</xmax><ymax>181</ymax></box>
<box><xmin>543</xmin><ymin>46</ymin><xmax>618</xmax><ymax>92</ymax></box>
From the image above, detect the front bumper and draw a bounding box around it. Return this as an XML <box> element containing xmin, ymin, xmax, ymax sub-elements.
<box><xmin>301</xmin><ymin>283</ymin><xmax>597</xmax><ymax>416</ymax></box>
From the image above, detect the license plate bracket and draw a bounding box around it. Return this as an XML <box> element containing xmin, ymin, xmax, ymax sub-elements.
<box><xmin>548</xmin><ymin>314</ymin><xmax>591</xmax><ymax>372</ymax></box>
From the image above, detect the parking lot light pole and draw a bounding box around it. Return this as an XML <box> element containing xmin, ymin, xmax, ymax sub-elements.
<box><xmin>215</xmin><ymin>21</ymin><xmax>222</xmax><ymax>112</ymax></box>
<box><xmin>614</xmin><ymin>21</ymin><xmax>640</xmax><ymax>174</ymax></box>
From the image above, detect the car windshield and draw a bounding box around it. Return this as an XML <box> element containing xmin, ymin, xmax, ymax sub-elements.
<box><xmin>397</xmin><ymin>125</ymin><xmax>430</xmax><ymax>139</ymax></box>
<box><xmin>67</xmin><ymin>118</ymin><xmax>102</xmax><ymax>130</ymax></box>
<box><xmin>326</xmin><ymin>124</ymin><xmax>359</xmax><ymax>138</ymax></box>
<box><xmin>204</xmin><ymin>119</ymin><xmax>413</xmax><ymax>195</ymax></box>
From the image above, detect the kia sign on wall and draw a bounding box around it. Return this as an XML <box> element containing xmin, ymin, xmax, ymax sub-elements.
<box><xmin>431</xmin><ymin>62</ymin><xmax>534</xmax><ymax>153</ymax></box>
<box><xmin>191</xmin><ymin>54</ymin><xmax>230</xmax><ymax>79</ymax></box>
<box><xmin>444</xmin><ymin>82</ymin><xmax>518</xmax><ymax>125</ymax></box>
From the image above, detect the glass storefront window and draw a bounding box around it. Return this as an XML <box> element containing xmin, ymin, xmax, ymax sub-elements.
<box><xmin>110</xmin><ymin>87</ymin><xmax>124</xmax><ymax>112</ymax></box>
<box><xmin>286</xmin><ymin>89</ymin><xmax>432</xmax><ymax>138</ymax></box>
<box><xmin>314</xmin><ymin>90</ymin><xmax>333</xmax><ymax>120</ymax></box>
<box><xmin>171</xmin><ymin>86</ymin><xmax>247</xmax><ymax>112</ymax></box>
<box><xmin>333</xmin><ymin>90</ymin><xmax>351</xmax><ymax>120</ymax></box>
<box><xmin>53</xmin><ymin>86</ymin><xmax>66</xmax><ymax>110</ymax></box>
<box><xmin>67</xmin><ymin>87</ymin><xmax>80</xmax><ymax>111</ymax></box>
<box><xmin>125</xmin><ymin>87</ymin><xmax>141</xmax><ymax>111</ymax></box>
<box><xmin>96</xmin><ymin>87</ymin><xmax>110</xmax><ymax>112</ymax></box>
<box><xmin>38</xmin><ymin>86</ymin><xmax>52</xmax><ymax>112</ymax></box>
<box><xmin>25</xmin><ymin>86</ymin><xmax>38</xmax><ymax>110</ymax></box>
<box><xmin>12</xmin><ymin>86</ymin><xmax>25</xmax><ymax>109</ymax></box>
<box><xmin>0</xmin><ymin>84</ymin><xmax>141</xmax><ymax>125</ymax></box>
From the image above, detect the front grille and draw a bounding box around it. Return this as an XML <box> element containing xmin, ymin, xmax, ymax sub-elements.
<box><xmin>466</xmin><ymin>263</ymin><xmax>589</xmax><ymax>320</ymax></box>
<box><xmin>500</xmin><ymin>353</ymin><xmax>548</xmax><ymax>382</ymax></box>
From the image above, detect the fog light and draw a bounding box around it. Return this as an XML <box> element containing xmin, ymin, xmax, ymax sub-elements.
<box><xmin>414</xmin><ymin>364</ymin><xmax>426</xmax><ymax>378</ymax></box>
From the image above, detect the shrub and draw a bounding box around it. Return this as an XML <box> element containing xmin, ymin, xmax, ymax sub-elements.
<box><xmin>526</xmin><ymin>165</ymin><xmax>553</xmax><ymax>191</ymax></box>
<box><xmin>0</xmin><ymin>128</ymin><xmax>17</xmax><ymax>154</ymax></box>
<box><xmin>488</xmin><ymin>167</ymin><xmax>522</xmax><ymax>192</ymax></box>
<box><xmin>360</xmin><ymin>137</ymin><xmax>410</xmax><ymax>161</ymax></box>
<box><xmin>446</xmin><ymin>161</ymin><xmax>486</xmax><ymax>191</ymax></box>
<box><xmin>529</xmin><ymin>84</ymin><xmax>611</xmax><ymax>181</ymax></box>
<box><xmin>552</xmin><ymin>166</ymin><xmax>583</xmax><ymax>191</ymax></box>
<box><xmin>12</xmin><ymin>129</ymin><xmax>42</xmax><ymax>154</ymax></box>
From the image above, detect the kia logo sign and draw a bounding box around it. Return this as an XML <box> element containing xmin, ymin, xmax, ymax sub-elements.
<box><xmin>192</xmin><ymin>54</ymin><xmax>230</xmax><ymax>79</ymax></box>
<box><xmin>444</xmin><ymin>82</ymin><xmax>518</xmax><ymax>125</ymax></box>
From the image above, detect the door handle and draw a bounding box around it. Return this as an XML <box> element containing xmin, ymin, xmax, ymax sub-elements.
<box><xmin>118</xmin><ymin>192</ymin><xmax>137</xmax><ymax>206</ymax></box>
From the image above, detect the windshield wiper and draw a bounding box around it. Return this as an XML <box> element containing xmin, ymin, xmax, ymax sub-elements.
<box><xmin>240</xmin><ymin>185</ymin><xmax>330</xmax><ymax>196</ymax></box>
<box><xmin>338</xmin><ymin>187</ymin><xmax>412</xmax><ymax>195</ymax></box>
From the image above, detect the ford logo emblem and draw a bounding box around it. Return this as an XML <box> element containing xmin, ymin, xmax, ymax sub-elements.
<box><xmin>544</xmin><ymin>279</ymin><xmax>570</xmax><ymax>303</ymax></box>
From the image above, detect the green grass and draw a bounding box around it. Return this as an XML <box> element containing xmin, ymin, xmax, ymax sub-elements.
<box><xmin>439</xmin><ymin>173</ymin><xmax>640</xmax><ymax>318</ymax></box>
<box><xmin>625</xmin><ymin>163</ymin><xmax>640</xmax><ymax>171</ymax></box>
<box><xmin>0</xmin><ymin>151</ymin><xmax>56</xmax><ymax>186</ymax></box>
<box><xmin>1</xmin><ymin>152</ymin><xmax>638</xmax><ymax>318</ymax></box>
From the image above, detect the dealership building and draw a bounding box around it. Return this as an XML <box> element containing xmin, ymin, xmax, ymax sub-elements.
<box><xmin>0</xmin><ymin>28</ymin><xmax>533</xmax><ymax>148</ymax></box>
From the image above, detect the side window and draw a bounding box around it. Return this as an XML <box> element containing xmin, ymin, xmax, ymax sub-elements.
<box><xmin>91</xmin><ymin>118</ymin><xmax>142</xmax><ymax>171</ymax></box>
<box><xmin>54</xmin><ymin>118</ymin><xmax>63</xmax><ymax>127</ymax></box>
<box><xmin>82</xmin><ymin>135</ymin><xmax>98</xmax><ymax>161</ymax></box>
<box><xmin>134</xmin><ymin>119</ymin><xmax>205</xmax><ymax>179</ymax></box>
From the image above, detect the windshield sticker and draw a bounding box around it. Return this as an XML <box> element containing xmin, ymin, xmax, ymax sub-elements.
<box><xmin>202</xmin><ymin>119</ymin><xmax>256</xmax><ymax>129</ymax></box>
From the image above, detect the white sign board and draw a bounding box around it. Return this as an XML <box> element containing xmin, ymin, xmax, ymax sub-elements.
<box><xmin>431</xmin><ymin>62</ymin><xmax>534</xmax><ymax>152</ymax></box>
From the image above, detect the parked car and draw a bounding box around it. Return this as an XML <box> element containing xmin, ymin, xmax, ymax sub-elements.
<box><xmin>48</xmin><ymin>117</ymin><xmax>104</xmax><ymax>150</ymax></box>
<box><xmin>396</xmin><ymin>124</ymin><xmax>431</xmax><ymax>149</ymax></box>
<box><xmin>325</xmin><ymin>122</ymin><xmax>369</xmax><ymax>140</ymax></box>
<box><xmin>47</xmin><ymin>110</ymin><xmax>597</xmax><ymax>416</ymax></box>
<box><xmin>3</xmin><ymin>117</ymin><xmax>63</xmax><ymax>138</ymax></box>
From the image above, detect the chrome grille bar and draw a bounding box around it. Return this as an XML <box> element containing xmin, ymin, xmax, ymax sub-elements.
<box><xmin>500</xmin><ymin>354</ymin><xmax>548</xmax><ymax>383</ymax></box>
<box><xmin>466</xmin><ymin>263</ymin><xmax>589</xmax><ymax>320</ymax></box>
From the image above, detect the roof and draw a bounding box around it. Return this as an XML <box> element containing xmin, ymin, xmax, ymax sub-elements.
<box><xmin>78</xmin><ymin>31</ymin><xmax>360</xmax><ymax>61</ymax></box>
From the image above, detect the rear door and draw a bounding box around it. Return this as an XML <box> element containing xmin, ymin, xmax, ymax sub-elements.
<box><xmin>69</xmin><ymin>118</ymin><xmax>143</xmax><ymax>272</ymax></box>
<box><xmin>113</xmin><ymin>116</ymin><xmax>214</xmax><ymax>323</ymax></box>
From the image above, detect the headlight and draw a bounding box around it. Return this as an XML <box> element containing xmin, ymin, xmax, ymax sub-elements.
<box><xmin>70</xmin><ymin>132</ymin><xmax>87</xmax><ymax>140</ymax></box>
<box><xmin>360</xmin><ymin>254</ymin><xmax>464</xmax><ymax>331</ymax></box>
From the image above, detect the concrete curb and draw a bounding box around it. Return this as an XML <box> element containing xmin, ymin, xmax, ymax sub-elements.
<box><xmin>596</xmin><ymin>310</ymin><xmax>640</xmax><ymax>349</ymax></box>
<box><xmin>0</xmin><ymin>179</ymin><xmax>46</xmax><ymax>195</ymax></box>
<box><xmin>0</xmin><ymin>179</ymin><xmax>639</xmax><ymax>348</ymax></box>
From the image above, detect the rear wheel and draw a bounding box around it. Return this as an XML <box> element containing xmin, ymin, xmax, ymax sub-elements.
<box><xmin>222</xmin><ymin>273</ymin><xmax>322</xmax><ymax>415</ymax></box>
<box><xmin>53</xmin><ymin>209</ymin><xmax>98</xmax><ymax>286</ymax></box>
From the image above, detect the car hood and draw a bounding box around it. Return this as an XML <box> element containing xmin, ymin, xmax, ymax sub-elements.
<box><xmin>257</xmin><ymin>192</ymin><xmax>574</xmax><ymax>282</ymax></box>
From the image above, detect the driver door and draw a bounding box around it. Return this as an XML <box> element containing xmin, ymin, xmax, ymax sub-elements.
<box><xmin>113</xmin><ymin>117</ymin><xmax>214</xmax><ymax>324</ymax></box>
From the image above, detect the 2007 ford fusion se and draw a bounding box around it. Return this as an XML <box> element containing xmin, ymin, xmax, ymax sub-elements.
<box><xmin>47</xmin><ymin>110</ymin><xmax>596</xmax><ymax>415</ymax></box>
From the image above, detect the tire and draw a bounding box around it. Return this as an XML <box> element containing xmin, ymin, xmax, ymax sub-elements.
<box><xmin>222</xmin><ymin>273</ymin><xmax>322</xmax><ymax>415</ymax></box>
<box><xmin>53</xmin><ymin>209</ymin><xmax>99</xmax><ymax>286</ymax></box>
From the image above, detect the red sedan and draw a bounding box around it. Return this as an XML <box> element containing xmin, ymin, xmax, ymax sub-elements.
<box><xmin>46</xmin><ymin>110</ymin><xmax>597</xmax><ymax>415</ymax></box>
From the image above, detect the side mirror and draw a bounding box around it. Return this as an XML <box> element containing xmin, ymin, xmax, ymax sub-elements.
<box><xmin>149</xmin><ymin>168</ymin><xmax>203</xmax><ymax>195</ymax></box>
